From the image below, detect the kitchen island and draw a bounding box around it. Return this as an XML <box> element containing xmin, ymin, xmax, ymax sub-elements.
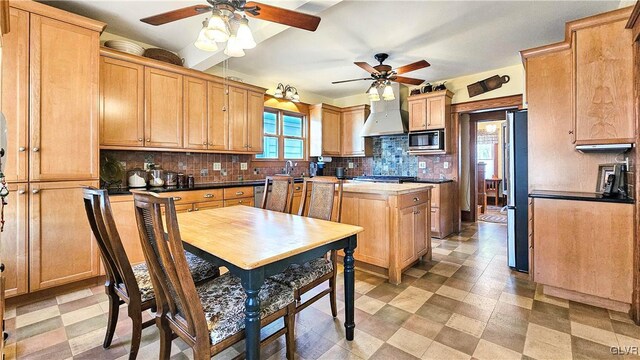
<box><xmin>339</xmin><ymin>182</ymin><xmax>433</xmax><ymax>284</ymax></box>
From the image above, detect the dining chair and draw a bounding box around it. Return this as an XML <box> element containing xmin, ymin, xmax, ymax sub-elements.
<box><xmin>260</xmin><ymin>175</ymin><xmax>295</xmax><ymax>213</ymax></box>
<box><xmin>132</xmin><ymin>191</ymin><xmax>297</xmax><ymax>360</ymax></box>
<box><xmin>82</xmin><ymin>188</ymin><xmax>220</xmax><ymax>360</ymax></box>
<box><xmin>485</xmin><ymin>178</ymin><xmax>502</xmax><ymax>206</ymax></box>
<box><xmin>270</xmin><ymin>176</ymin><xmax>343</xmax><ymax>316</ymax></box>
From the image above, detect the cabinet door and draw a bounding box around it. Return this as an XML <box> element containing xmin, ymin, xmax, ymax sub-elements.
<box><xmin>1</xmin><ymin>8</ymin><xmax>29</xmax><ymax>182</ymax></box>
<box><xmin>322</xmin><ymin>109</ymin><xmax>341</xmax><ymax>155</ymax></box>
<box><xmin>29</xmin><ymin>181</ymin><xmax>100</xmax><ymax>291</ymax></box>
<box><xmin>2</xmin><ymin>183</ymin><xmax>28</xmax><ymax>298</ymax></box>
<box><xmin>109</xmin><ymin>197</ymin><xmax>145</xmax><ymax>265</ymax></box>
<box><xmin>183</xmin><ymin>76</ymin><xmax>208</xmax><ymax>150</ymax></box>
<box><xmin>427</xmin><ymin>96</ymin><xmax>445</xmax><ymax>129</ymax></box>
<box><xmin>575</xmin><ymin>20</ymin><xmax>634</xmax><ymax>144</ymax></box>
<box><xmin>145</xmin><ymin>67</ymin><xmax>183</xmax><ymax>148</ymax></box>
<box><xmin>100</xmin><ymin>57</ymin><xmax>144</xmax><ymax>147</ymax></box>
<box><xmin>414</xmin><ymin>203</ymin><xmax>428</xmax><ymax>256</ymax></box>
<box><xmin>228</xmin><ymin>86</ymin><xmax>248</xmax><ymax>152</ymax></box>
<box><xmin>247</xmin><ymin>91</ymin><xmax>264</xmax><ymax>153</ymax></box>
<box><xmin>341</xmin><ymin>110</ymin><xmax>366</xmax><ymax>156</ymax></box>
<box><xmin>208</xmin><ymin>81</ymin><xmax>228</xmax><ymax>150</ymax></box>
<box><xmin>357</xmin><ymin>197</ymin><xmax>389</xmax><ymax>267</ymax></box>
<box><xmin>409</xmin><ymin>99</ymin><xmax>427</xmax><ymax>131</ymax></box>
<box><xmin>29</xmin><ymin>15</ymin><xmax>99</xmax><ymax>181</ymax></box>
<box><xmin>399</xmin><ymin>206</ymin><xmax>416</xmax><ymax>268</ymax></box>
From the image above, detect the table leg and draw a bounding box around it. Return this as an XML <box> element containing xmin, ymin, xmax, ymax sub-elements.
<box><xmin>241</xmin><ymin>270</ymin><xmax>265</xmax><ymax>360</ymax></box>
<box><xmin>343</xmin><ymin>235</ymin><xmax>357</xmax><ymax>341</ymax></box>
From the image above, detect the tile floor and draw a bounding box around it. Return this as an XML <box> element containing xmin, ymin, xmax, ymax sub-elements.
<box><xmin>5</xmin><ymin>221</ymin><xmax>640</xmax><ymax>359</ymax></box>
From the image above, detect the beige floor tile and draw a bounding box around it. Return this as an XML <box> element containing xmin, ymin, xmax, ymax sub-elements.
<box><xmin>355</xmin><ymin>295</ymin><xmax>386</xmax><ymax>315</ymax></box>
<box><xmin>571</xmin><ymin>321</ymin><xmax>619</xmax><ymax>347</ymax></box>
<box><xmin>388</xmin><ymin>287</ymin><xmax>433</xmax><ymax>313</ymax></box>
<box><xmin>68</xmin><ymin>327</ymin><xmax>114</xmax><ymax>356</ymax></box>
<box><xmin>462</xmin><ymin>292</ymin><xmax>497</xmax><ymax>312</ymax></box>
<box><xmin>472</xmin><ymin>339</ymin><xmax>521</xmax><ymax>360</ymax></box>
<box><xmin>355</xmin><ymin>280</ymin><xmax>378</xmax><ymax>295</ymax></box>
<box><xmin>421</xmin><ymin>341</ymin><xmax>471</xmax><ymax>360</ymax></box>
<box><xmin>432</xmin><ymin>248</ymin><xmax>452</xmax><ymax>256</ymax></box>
<box><xmin>404</xmin><ymin>268</ymin><xmax>428</xmax><ymax>278</ymax></box>
<box><xmin>429</xmin><ymin>262</ymin><xmax>461</xmax><ymax>277</ymax></box>
<box><xmin>15</xmin><ymin>305</ymin><xmax>60</xmax><ymax>328</ymax></box>
<box><xmin>455</xmin><ymin>244</ymin><xmax>478</xmax><ymax>255</ymax></box>
<box><xmin>446</xmin><ymin>313</ymin><xmax>487</xmax><ymax>338</ymax></box>
<box><xmin>61</xmin><ymin>304</ymin><xmax>104</xmax><ymax>326</ymax></box>
<box><xmin>523</xmin><ymin>323</ymin><xmax>572</xmax><ymax>360</ymax></box>
<box><xmin>318</xmin><ymin>344</ymin><xmax>363</xmax><ymax>360</ymax></box>
<box><xmin>616</xmin><ymin>333</ymin><xmax>640</xmax><ymax>348</ymax></box>
<box><xmin>534</xmin><ymin>285</ymin><xmax>569</xmax><ymax>308</ymax></box>
<box><xmin>499</xmin><ymin>291</ymin><xmax>533</xmax><ymax>310</ymax></box>
<box><xmin>337</xmin><ymin>329</ymin><xmax>384</xmax><ymax>359</ymax></box>
<box><xmin>56</xmin><ymin>289</ymin><xmax>94</xmax><ymax>305</ymax></box>
<box><xmin>436</xmin><ymin>285</ymin><xmax>469</xmax><ymax>301</ymax></box>
<box><xmin>387</xmin><ymin>328</ymin><xmax>433</xmax><ymax>358</ymax></box>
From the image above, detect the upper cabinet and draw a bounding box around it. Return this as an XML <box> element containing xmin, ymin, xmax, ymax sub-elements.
<box><xmin>310</xmin><ymin>103</ymin><xmax>371</xmax><ymax>157</ymax></box>
<box><xmin>408</xmin><ymin>90</ymin><xmax>453</xmax><ymax>132</ymax></box>
<box><xmin>574</xmin><ymin>19</ymin><xmax>634</xmax><ymax>145</ymax></box>
<box><xmin>98</xmin><ymin>49</ymin><xmax>265</xmax><ymax>154</ymax></box>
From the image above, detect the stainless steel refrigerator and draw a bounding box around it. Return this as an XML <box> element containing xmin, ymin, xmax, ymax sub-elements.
<box><xmin>505</xmin><ymin>110</ymin><xmax>528</xmax><ymax>273</ymax></box>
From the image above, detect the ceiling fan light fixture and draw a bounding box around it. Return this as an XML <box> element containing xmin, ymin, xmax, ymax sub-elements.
<box><xmin>236</xmin><ymin>16</ymin><xmax>256</xmax><ymax>49</ymax></box>
<box><xmin>368</xmin><ymin>85</ymin><xmax>380</xmax><ymax>101</ymax></box>
<box><xmin>224</xmin><ymin>35</ymin><xmax>245</xmax><ymax>57</ymax></box>
<box><xmin>194</xmin><ymin>20</ymin><xmax>219</xmax><ymax>51</ymax></box>
<box><xmin>206</xmin><ymin>10</ymin><xmax>230</xmax><ymax>42</ymax></box>
<box><xmin>382</xmin><ymin>82</ymin><xmax>395</xmax><ymax>101</ymax></box>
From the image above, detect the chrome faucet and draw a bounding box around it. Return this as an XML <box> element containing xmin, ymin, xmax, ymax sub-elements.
<box><xmin>284</xmin><ymin>160</ymin><xmax>294</xmax><ymax>175</ymax></box>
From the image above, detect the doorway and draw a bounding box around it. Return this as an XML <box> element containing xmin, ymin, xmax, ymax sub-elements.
<box><xmin>475</xmin><ymin>117</ymin><xmax>507</xmax><ymax>223</ymax></box>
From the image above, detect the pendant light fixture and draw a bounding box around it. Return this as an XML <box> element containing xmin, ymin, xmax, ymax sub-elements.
<box><xmin>205</xmin><ymin>10</ymin><xmax>230</xmax><ymax>42</ymax></box>
<box><xmin>194</xmin><ymin>10</ymin><xmax>256</xmax><ymax>57</ymax></box>
<box><xmin>194</xmin><ymin>19</ymin><xmax>219</xmax><ymax>52</ymax></box>
<box><xmin>236</xmin><ymin>16</ymin><xmax>256</xmax><ymax>49</ymax></box>
<box><xmin>367</xmin><ymin>83</ymin><xmax>380</xmax><ymax>101</ymax></box>
<box><xmin>273</xmin><ymin>83</ymin><xmax>300</xmax><ymax>102</ymax></box>
<box><xmin>382</xmin><ymin>81</ymin><xmax>395</xmax><ymax>101</ymax></box>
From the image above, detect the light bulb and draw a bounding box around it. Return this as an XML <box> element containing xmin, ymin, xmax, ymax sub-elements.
<box><xmin>368</xmin><ymin>85</ymin><xmax>380</xmax><ymax>101</ymax></box>
<box><xmin>194</xmin><ymin>24</ymin><xmax>218</xmax><ymax>51</ymax></box>
<box><xmin>236</xmin><ymin>17</ymin><xmax>256</xmax><ymax>49</ymax></box>
<box><xmin>224</xmin><ymin>35</ymin><xmax>245</xmax><ymax>57</ymax></box>
<box><xmin>206</xmin><ymin>11</ymin><xmax>230</xmax><ymax>42</ymax></box>
<box><xmin>382</xmin><ymin>83</ymin><xmax>395</xmax><ymax>101</ymax></box>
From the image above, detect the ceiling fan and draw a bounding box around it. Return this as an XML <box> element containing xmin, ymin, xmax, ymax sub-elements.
<box><xmin>140</xmin><ymin>0</ymin><xmax>321</xmax><ymax>56</ymax></box>
<box><xmin>332</xmin><ymin>53</ymin><xmax>430</xmax><ymax>100</ymax></box>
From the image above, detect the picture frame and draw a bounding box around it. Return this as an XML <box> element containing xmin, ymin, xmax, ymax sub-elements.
<box><xmin>596</xmin><ymin>164</ymin><xmax>616</xmax><ymax>193</ymax></box>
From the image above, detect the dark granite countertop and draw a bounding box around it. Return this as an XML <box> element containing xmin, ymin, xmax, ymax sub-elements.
<box><xmin>409</xmin><ymin>179</ymin><xmax>454</xmax><ymax>184</ymax></box>
<box><xmin>108</xmin><ymin>178</ymin><xmax>305</xmax><ymax>196</ymax></box>
<box><xmin>529</xmin><ymin>190</ymin><xmax>634</xmax><ymax>204</ymax></box>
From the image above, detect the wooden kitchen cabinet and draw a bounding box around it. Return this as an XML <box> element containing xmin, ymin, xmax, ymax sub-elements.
<box><xmin>1</xmin><ymin>7</ymin><xmax>29</xmax><ymax>183</ymax></box>
<box><xmin>2</xmin><ymin>183</ymin><xmax>29</xmax><ymax>298</ymax></box>
<box><xmin>183</xmin><ymin>76</ymin><xmax>209</xmax><ymax>150</ymax></box>
<box><xmin>208</xmin><ymin>81</ymin><xmax>229</xmax><ymax>151</ymax></box>
<box><xmin>408</xmin><ymin>90</ymin><xmax>453</xmax><ymax>132</ymax></box>
<box><xmin>145</xmin><ymin>67</ymin><xmax>183</xmax><ymax>148</ymax></box>
<box><xmin>109</xmin><ymin>196</ymin><xmax>145</xmax><ymax>265</ymax></box>
<box><xmin>341</xmin><ymin>105</ymin><xmax>372</xmax><ymax>157</ymax></box>
<box><xmin>29</xmin><ymin>181</ymin><xmax>100</xmax><ymax>291</ymax></box>
<box><xmin>310</xmin><ymin>104</ymin><xmax>342</xmax><ymax>156</ymax></box>
<box><xmin>100</xmin><ymin>57</ymin><xmax>144</xmax><ymax>147</ymax></box>
<box><xmin>574</xmin><ymin>19</ymin><xmax>634</xmax><ymax>145</ymax></box>
<box><xmin>29</xmin><ymin>14</ymin><xmax>100</xmax><ymax>181</ymax></box>
<box><xmin>228</xmin><ymin>86</ymin><xmax>248</xmax><ymax>152</ymax></box>
<box><xmin>430</xmin><ymin>182</ymin><xmax>455</xmax><ymax>238</ymax></box>
<box><xmin>247</xmin><ymin>90</ymin><xmax>264</xmax><ymax>153</ymax></box>
<box><xmin>532</xmin><ymin>198</ymin><xmax>633</xmax><ymax>306</ymax></box>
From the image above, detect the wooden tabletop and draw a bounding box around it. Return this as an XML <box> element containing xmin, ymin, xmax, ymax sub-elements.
<box><xmin>176</xmin><ymin>206</ymin><xmax>363</xmax><ymax>270</ymax></box>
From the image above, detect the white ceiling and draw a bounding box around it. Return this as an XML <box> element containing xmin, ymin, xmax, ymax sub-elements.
<box><xmin>44</xmin><ymin>0</ymin><xmax>627</xmax><ymax>99</ymax></box>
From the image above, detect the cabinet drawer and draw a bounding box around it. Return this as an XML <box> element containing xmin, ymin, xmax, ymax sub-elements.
<box><xmin>161</xmin><ymin>189</ymin><xmax>223</xmax><ymax>204</ymax></box>
<box><xmin>430</xmin><ymin>184</ymin><xmax>440</xmax><ymax>208</ymax></box>
<box><xmin>194</xmin><ymin>200</ymin><xmax>224</xmax><ymax>210</ymax></box>
<box><xmin>224</xmin><ymin>186</ymin><xmax>254</xmax><ymax>200</ymax></box>
<box><xmin>399</xmin><ymin>191</ymin><xmax>429</xmax><ymax>208</ymax></box>
<box><xmin>431</xmin><ymin>208</ymin><xmax>440</xmax><ymax>233</ymax></box>
<box><xmin>224</xmin><ymin>198</ymin><xmax>255</xmax><ymax>207</ymax></box>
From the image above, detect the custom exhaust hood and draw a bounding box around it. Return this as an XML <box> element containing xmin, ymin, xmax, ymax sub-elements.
<box><xmin>361</xmin><ymin>83</ymin><xmax>408</xmax><ymax>137</ymax></box>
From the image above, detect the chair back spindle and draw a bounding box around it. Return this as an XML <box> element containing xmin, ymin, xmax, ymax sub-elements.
<box><xmin>261</xmin><ymin>175</ymin><xmax>294</xmax><ymax>213</ymax></box>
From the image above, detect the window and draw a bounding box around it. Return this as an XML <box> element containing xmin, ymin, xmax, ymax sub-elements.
<box><xmin>256</xmin><ymin>109</ymin><xmax>306</xmax><ymax>160</ymax></box>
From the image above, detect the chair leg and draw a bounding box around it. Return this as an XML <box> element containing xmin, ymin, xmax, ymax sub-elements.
<box><xmin>157</xmin><ymin>317</ymin><xmax>172</xmax><ymax>360</ymax></box>
<box><xmin>128</xmin><ymin>311</ymin><xmax>143</xmax><ymax>360</ymax></box>
<box><xmin>284</xmin><ymin>303</ymin><xmax>296</xmax><ymax>360</ymax></box>
<box><xmin>329</xmin><ymin>276</ymin><xmax>338</xmax><ymax>318</ymax></box>
<box><xmin>103</xmin><ymin>288</ymin><xmax>119</xmax><ymax>348</ymax></box>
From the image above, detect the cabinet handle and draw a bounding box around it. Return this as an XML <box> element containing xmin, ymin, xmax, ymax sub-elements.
<box><xmin>203</xmin><ymin>142</ymin><xmax>207</xmax><ymax>145</ymax></box>
<box><xmin>173</xmin><ymin>196</ymin><xmax>182</xmax><ymax>201</ymax></box>
<box><xmin>18</xmin><ymin>190</ymin><xmax>25</xmax><ymax>195</ymax></box>
<box><xmin>235</xmin><ymin>191</ymin><xmax>244</xmax><ymax>196</ymax></box>
<box><xmin>568</xmin><ymin>130</ymin><xmax>574</xmax><ymax>135</ymax></box>
<box><xmin>187</xmin><ymin>208</ymin><xmax>193</xmax><ymax>212</ymax></box>
<box><xmin>295</xmin><ymin>186</ymin><xmax>301</xmax><ymax>191</ymax></box>
<box><xmin>248</xmin><ymin>146</ymin><xmax>252</xmax><ymax>149</ymax></box>
<box><xmin>194</xmin><ymin>207</ymin><xmax>199</xmax><ymax>211</ymax></box>
<box><xmin>146</xmin><ymin>138</ymin><xmax>151</xmax><ymax>142</ymax></box>
<box><xmin>32</xmin><ymin>189</ymin><xmax>39</xmax><ymax>194</ymax></box>
<box><xmin>222</xmin><ymin>106</ymin><xmax>227</xmax><ymax>112</ymax></box>
<box><xmin>138</xmin><ymin>138</ymin><xmax>143</xmax><ymax>142</ymax></box>
<box><xmin>18</xmin><ymin>147</ymin><xmax>26</xmax><ymax>152</ymax></box>
<box><xmin>413</xmin><ymin>197</ymin><xmax>419</xmax><ymax>202</ymax></box>
<box><xmin>238</xmin><ymin>200</ymin><xmax>244</xmax><ymax>204</ymax></box>
<box><xmin>204</xmin><ymin>194</ymin><xmax>214</xmax><ymax>198</ymax></box>
<box><xmin>32</xmin><ymin>147</ymin><xmax>39</xmax><ymax>152</ymax></box>
<box><xmin>415</xmin><ymin>210</ymin><xmax>421</xmax><ymax>215</ymax></box>
<box><xmin>208</xmin><ymin>143</ymin><xmax>213</xmax><ymax>146</ymax></box>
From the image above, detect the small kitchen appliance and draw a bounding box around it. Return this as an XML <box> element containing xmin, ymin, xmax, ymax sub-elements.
<box><xmin>408</xmin><ymin>130</ymin><xmax>445</xmax><ymax>151</ymax></box>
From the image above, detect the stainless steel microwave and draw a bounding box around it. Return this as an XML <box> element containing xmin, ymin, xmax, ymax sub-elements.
<box><xmin>408</xmin><ymin>130</ymin><xmax>445</xmax><ymax>151</ymax></box>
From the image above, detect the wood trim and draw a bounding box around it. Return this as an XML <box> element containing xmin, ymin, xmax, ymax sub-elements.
<box><xmin>469</xmin><ymin>120</ymin><xmax>477</xmax><ymax>222</ymax></box>
<box><xmin>627</xmin><ymin>1</ymin><xmax>640</xmax><ymax>41</ymax></box>
<box><xmin>450</xmin><ymin>94</ymin><xmax>523</xmax><ymax>114</ymax></box>
<box><xmin>100</xmin><ymin>47</ymin><xmax>266</xmax><ymax>94</ymax></box>
<box><xmin>407</xmin><ymin>89</ymin><xmax>454</xmax><ymax>101</ymax></box>
<box><xmin>99</xmin><ymin>145</ymin><xmax>262</xmax><ymax>155</ymax></box>
<box><xmin>7</xmin><ymin>276</ymin><xmax>105</xmax><ymax>308</ymax></box>
<box><xmin>0</xmin><ymin>0</ymin><xmax>9</xmax><ymax>35</ymax></box>
<box><xmin>544</xmin><ymin>285</ymin><xmax>630</xmax><ymax>313</ymax></box>
<box><xmin>631</xmin><ymin>27</ymin><xmax>640</xmax><ymax>324</ymax></box>
<box><xmin>10</xmin><ymin>0</ymin><xmax>106</xmax><ymax>33</ymax></box>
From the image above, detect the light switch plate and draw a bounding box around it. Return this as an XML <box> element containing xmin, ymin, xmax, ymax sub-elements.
<box><xmin>240</xmin><ymin>162</ymin><xmax>248</xmax><ymax>171</ymax></box>
<box><xmin>348</xmin><ymin>162</ymin><xmax>354</xmax><ymax>169</ymax></box>
<box><xmin>418</xmin><ymin>161</ymin><xmax>426</xmax><ymax>169</ymax></box>
<box><xmin>213</xmin><ymin>163</ymin><xmax>222</xmax><ymax>171</ymax></box>
<box><xmin>444</xmin><ymin>162</ymin><xmax>449</xmax><ymax>169</ymax></box>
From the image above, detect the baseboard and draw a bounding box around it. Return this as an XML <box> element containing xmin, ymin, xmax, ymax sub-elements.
<box><xmin>543</xmin><ymin>285</ymin><xmax>631</xmax><ymax>313</ymax></box>
<box><xmin>7</xmin><ymin>276</ymin><xmax>106</xmax><ymax>308</ymax></box>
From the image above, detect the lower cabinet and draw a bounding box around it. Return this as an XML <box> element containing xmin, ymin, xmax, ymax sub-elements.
<box><xmin>29</xmin><ymin>181</ymin><xmax>100</xmax><ymax>291</ymax></box>
<box><xmin>109</xmin><ymin>195</ymin><xmax>145</xmax><ymax>265</ymax></box>
<box><xmin>2</xmin><ymin>183</ymin><xmax>29</xmax><ymax>297</ymax></box>
<box><xmin>399</xmin><ymin>198</ymin><xmax>430</xmax><ymax>269</ymax></box>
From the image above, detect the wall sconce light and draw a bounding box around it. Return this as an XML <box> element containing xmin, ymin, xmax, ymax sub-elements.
<box><xmin>274</xmin><ymin>83</ymin><xmax>300</xmax><ymax>102</ymax></box>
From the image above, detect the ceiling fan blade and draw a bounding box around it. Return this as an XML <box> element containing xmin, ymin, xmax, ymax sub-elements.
<box><xmin>332</xmin><ymin>78</ymin><xmax>372</xmax><ymax>84</ymax></box>
<box><xmin>245</xmin><ymin>2</ymin><xmax>321</xmax><ymax>31</ymax></box>
<box><xmin>140</xmin><ymin>5</ymin><xmax>211</xmax><ymax>26</ymax></box>
<box><xmin>391</xmin><ymin>76</ymin><xmax>425</xmax><ymax>86</ymax></box>
<box><xmin>395</xmin><ymin>60</ymin><xmax>431</xmax><ymax>74</ymax></box>
<box><xmin>354</xmin><ymin>62</ymin><xmax>380</xmax><ymax>75</ymax></box>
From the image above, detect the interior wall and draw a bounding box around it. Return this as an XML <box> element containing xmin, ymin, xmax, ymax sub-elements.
<box><xmin>477</xmin><ymin>120</ymin><xmax>505</xmax><ymax>179</ymax></box>
<box><xmin>459</xmin><ymin>114</ymin><xmax>471</xmax><ymax>211</ymax></box>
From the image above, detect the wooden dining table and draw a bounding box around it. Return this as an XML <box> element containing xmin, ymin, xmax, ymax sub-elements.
<box><xmin>176</xmin><ymin>205</ymin><xmax>364</xmax><ymax>360</ymax></box>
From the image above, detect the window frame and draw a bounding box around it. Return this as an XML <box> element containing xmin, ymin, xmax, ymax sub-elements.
<box><xmin>254</xmin><ymin>107</ymin><xmax>308</xmax><ymax>162</ymax></box>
